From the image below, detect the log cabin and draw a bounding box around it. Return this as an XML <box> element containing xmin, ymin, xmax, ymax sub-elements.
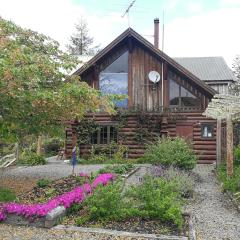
<box><xmin>64</xmin><ymin>19</ymin><xmax>233</xmax><ymax>164</ymax></box>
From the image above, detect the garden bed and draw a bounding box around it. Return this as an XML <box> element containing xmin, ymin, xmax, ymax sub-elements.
<box><xmin>63</xmin><ymin>216</ymin><xmax>189</xmax><ymax>236</ymax></box>
<box><xmin>216</xmin><ymin>164</ymin><xmax>240</xmax><ymax>212</ymax></box>
<box><xmin>0</xmin><ymin>162</ymin><xmax>195</xmax><ymax>238</ymax></box>
<box><xmin>61</xmin><ymin>165</ymin><xmax>195</xmax><ymax>238</ymax></box>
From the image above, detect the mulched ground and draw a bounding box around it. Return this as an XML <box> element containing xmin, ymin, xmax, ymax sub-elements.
<box><xmin>18</xmin><ymin>175</ymin><xmax>89</xmax><ymax>204</ymax></box>
<box><xmin>0</xmin><ymin>176</ymin><xmax>38</xmax><ymax>196</ymax></box>
<box><xmin>79</xmin><ymin>217</ymin><xmax>188</xmax><ymax>236</ymax></box>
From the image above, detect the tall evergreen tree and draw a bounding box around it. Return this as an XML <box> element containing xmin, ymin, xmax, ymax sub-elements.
<box><xmin>67</xmin><ymin>17</ymin><xmax>99</xmax><ymax>56</ymax></box>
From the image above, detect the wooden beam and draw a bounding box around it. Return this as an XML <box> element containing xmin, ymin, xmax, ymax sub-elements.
<box><xmin>163</xmin><ymin>62</ymin><xmax>168</xmax><ymax>108</ymax></box>
<box><xmin>128</xmin><ymin>50</ymin><xmax>133</xmax><ymax>107</ymax></box>
<box><xmin>226</xmin><ymin>115</ymin><xmax>233</xmax><ymax>177</ymax></box>
<box><xmin>216</xmin><ymin>118</ymin><xmax>222</xmax><ymax>167</ymax></box>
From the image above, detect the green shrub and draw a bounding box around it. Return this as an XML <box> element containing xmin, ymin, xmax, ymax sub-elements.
<box><xmin>164</xmin><ymin>167</ymin><xmax>194</xmax><ymax>198</ymax></box>
<box><xmin>218</xmin><ymin>164</ymin><xmax>240</xmax><ymax>193</ymax></box>
<box><xmin>75</xmin><ymin>176</ymin><xmax>184</xmax><ymax>229</ymax></box>
<box><xmin>234</xmin><ymin>145</ymin><xmax>240</xmax><ymax>165</ymax></box>
<box><xmin>88</xmin><ymin>153</ymin><xmax>108</xmax><ymax>164</ymax></box>
<box><xmin>141</xmin><ymin>137</ymin><xmax>197</xmax><ymax>170</ymax></box>
<box><xmin>113</xmin><ymin>144</ymin><xmax>128</xmax><ymax>162</ymax></box>
<box><xmin>98</xmin><ymin>164</ymin><xmax>134</xmax><ymax>175</ymax></box>
<box><xmin>37</xmin><ymin>178</ymin><xmax>51</xmax><ymax>188</ymax></box>
<box><xmin>43</xmin><ymin>138</ymin><xmax>63</xmax><ymax>156</ymax></box>
<box><xmin>18</xmin><ymin>150</ymin><xmax>46</xmax><ymax>166</ymax></box>
<box><xmin>127</xmin><ymin>176</ymin><xmax>183</xmax><ymax>228</ymax></box>
<box><xmin>0</xmin><ymin>188</ymin><xmax>16</xmax><ymax>202</ymax></box>
<box><xmin>78</xmin><ymin>182</ymin><xmax>135</xmax><ymax>224</ymax></box>
<box><xmin>67</xmin><ymin>203</ymin><xmax>82</xmax><ymax>214</ymax></box>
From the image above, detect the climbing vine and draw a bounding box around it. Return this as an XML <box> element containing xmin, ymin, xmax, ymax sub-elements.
<box><xmin>75</xmin><ymin>119</ymin><xmax>99</xmax><ymax>145</ymax></box>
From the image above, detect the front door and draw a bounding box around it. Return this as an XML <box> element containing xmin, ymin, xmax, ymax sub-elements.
<box><xmin>176</xmin><ymin>123</ymin><xmax>193</xmax><ymax>141</ymax></box>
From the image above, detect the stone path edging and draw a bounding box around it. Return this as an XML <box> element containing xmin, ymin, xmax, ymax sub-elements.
<box><xmin>54</xmin><ymin>225</ymin><xmax>188</xmax><ymax>240</ymax></box>
<box><xmin>183</xmin><ymin>212</ymin><xmax>196</xmax><ymax>240</ymax></box>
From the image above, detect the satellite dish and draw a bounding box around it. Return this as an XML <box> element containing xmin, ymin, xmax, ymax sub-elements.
<box><xmin>148</xmin><ymin>71</ymin><xmax>161</xmax><ymax>83</ymax></box>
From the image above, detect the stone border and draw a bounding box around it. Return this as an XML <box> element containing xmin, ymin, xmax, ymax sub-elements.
<box><xmin>4</xmin><ymin>206</ymin><xmax>66</xmax><ymax>228</ymax></box>
<box><xmin>120</xmin><ymin>165</ymin><xmax>141</xmax><ymax>192</ymax></box>
<box><xmin>183</xmin><ymin>212</ymin><xmax>196</xmax><ymax>240</ymax></box>
<box><xmin>54</xmin><ymin>225</ymin><xmax>188</xmax><ymax>240</ymax></box>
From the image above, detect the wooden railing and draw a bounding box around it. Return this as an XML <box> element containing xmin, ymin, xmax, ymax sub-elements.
<box><xmin>0</xmin><ymin>143</ymin><xmax>19</xmax><ymax>168</ymax></box>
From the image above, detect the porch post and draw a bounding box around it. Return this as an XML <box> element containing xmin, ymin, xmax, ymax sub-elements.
<box><xmin>216</xmin><ymin>118</ymin><xmax>222</xmax><ymax>167</ymax></box>
<box><xmin>226</xmin><ymin>115</ymin><xmax>233</xmax><ymax>177</ymax></box>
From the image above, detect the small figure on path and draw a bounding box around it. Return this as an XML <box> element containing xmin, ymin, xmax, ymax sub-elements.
<box><xmin>72</xmin><ymin>145</ymin><xmax>77</xmax><ymax>175</ymax></box>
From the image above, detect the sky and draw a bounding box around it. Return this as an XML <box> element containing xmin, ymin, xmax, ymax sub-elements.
<box><xmin>1</xmin><ymin>0</ymin><xmax>240</xmax><ymax>68</ymax></box>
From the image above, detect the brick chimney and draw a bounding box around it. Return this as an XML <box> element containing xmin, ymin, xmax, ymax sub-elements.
<box><xmin>154</xmin><ymin>18</ymin><xmax>159</xmax><ymax>49</ymax></box>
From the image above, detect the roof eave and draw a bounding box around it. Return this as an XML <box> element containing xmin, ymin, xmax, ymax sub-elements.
<box><xmin>73</xmin><ymin>28</ymin><xmax>216</xmax><ymax>97</ymax></box>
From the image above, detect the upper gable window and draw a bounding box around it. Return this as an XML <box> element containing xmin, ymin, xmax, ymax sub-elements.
<box><xmin>169</xmin><ymin>79</ymin><xmax>201</xmax><ymax>107</ymax></box>
<box><xmin>99</xmin><ymin>51</ymin><xmax>128</xmax><ymax>108</ymax></box>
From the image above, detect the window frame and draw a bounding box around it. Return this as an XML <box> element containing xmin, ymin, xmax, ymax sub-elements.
<box><xmin>201</xmin><ymin>123</ymin><xmax>214</xmax><ymax>138</ymax></box>
<box><xmin>90</xmin><ymin>123</ymin><xmax>118</xmax><ymax>145</ymax></box>
<box><xmin>169</xmin><ymin>78</ymin><xmax>201</xmax><ymax>108</ymax></box>
<box><xmin>99</xmin><ymin>51</ymin><xmax>129</xmax><ymax>108</ymax></box>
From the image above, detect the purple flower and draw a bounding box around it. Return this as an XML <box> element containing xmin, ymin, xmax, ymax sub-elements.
<box><xmin>0</xmin><ymin>173</ymin><xmax>114</xmax><ymax>222</ymax></box>
<box><xmin>92</xmin><ymin>173</ymin><xmax>114</xmax><ymax>188</ymax></box>
<box><xmin>79</xmin><ymin>172</ymin><xmax>89</xmax><ymax>178</ymax></box>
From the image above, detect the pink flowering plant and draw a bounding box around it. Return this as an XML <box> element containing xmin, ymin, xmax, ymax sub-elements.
<box><xmin>0</xmin><ymin>173</ymin><xmax>114</xmax><ymax>222</ymax></box>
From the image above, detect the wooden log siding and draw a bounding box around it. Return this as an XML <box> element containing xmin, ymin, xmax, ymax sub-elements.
<box><xmin>131</xmin><ymin>45</ymin><xmax>163</xmax><ymax>111</ymax></box>
<box><xmin>65</xmin><ymin>112</ymin><xmax>217</xmax><ymax>163</ymax></box>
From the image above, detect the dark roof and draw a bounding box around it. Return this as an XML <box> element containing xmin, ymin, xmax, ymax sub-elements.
<box><xmin>74</xmin><ymin>28</ymin><xmax>216</xmax><ymax>96</ymax></box>
<box><xmin>174</xmin><ymin>57</ymin><xmax>237</xmax><ymax>82</ymax></box>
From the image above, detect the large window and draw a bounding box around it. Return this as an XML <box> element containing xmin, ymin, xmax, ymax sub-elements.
<box><xmin>91</xmin><ymin>125</ymin><xmax>118</xmax><ymax>145</ymax></box>
<box><xmin>99</xmin><ymin>51</ymin><xmax>128</xmax><ymax>107</ymax></box>
<box><xmin>169</xmin><ymin>79</ymin><xmax>201</xmax><ymax>107</ymax></box>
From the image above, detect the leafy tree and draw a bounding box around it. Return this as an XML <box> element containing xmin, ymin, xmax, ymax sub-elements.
<box><xmin>67</xmin><ymin>17</ymin><xmax>99</xmax><ymax>56</ymax></box>
<box><xmin>0</xmin><ymin>17</ymin><xmax>115</xmax><ymax>144</ymax></box>
<box><xmin>233</xmin><ymin>55</ymin><xmax>240</xmax><ymax>80</ymax></box>
<box><xmin>230</xmin><ymin>55</ymin><xmax>240</xmax><ymax>95</ymax></box>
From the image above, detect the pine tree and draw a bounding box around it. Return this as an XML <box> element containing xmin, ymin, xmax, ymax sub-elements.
<box><xmin>67</xmin><ymin>17</ymin><xmax>99</xmax><ymax>56</ymax></box>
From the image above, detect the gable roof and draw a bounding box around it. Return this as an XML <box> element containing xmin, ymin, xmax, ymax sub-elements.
<box><xmin>74</xmin><ymin>28</ymin><xmax>216</xmax><ymax>97</ymax></box>
<box><xmin>174</xmin><ymin>57</ymin><xmax>237</xmax><ymax>82</ymax></box>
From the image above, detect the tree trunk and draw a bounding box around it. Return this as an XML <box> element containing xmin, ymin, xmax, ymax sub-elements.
<box><xmin>226</xmin><ymin>115</ymin><xmax>233</xmax><ymax>177</ymax></box>
<box><xmin>37</xmin><ymin>135</ymin><xmax>43</xmax><ymax>155</ymax></box>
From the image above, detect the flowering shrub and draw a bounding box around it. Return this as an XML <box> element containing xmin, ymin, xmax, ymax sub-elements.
<box><xmin>0</xmin><ymin>173</ymin><xmax>114</xmax><ymax>222</ymax></box>
<box><xmin>79</xmin><ymin>172</ymin><xmax>89</xmax><ymax>178</ymax></box>
<box><xmin>92</xmin><ymin>173</ymin><xmax>114</xmax><ymax>188</ymax></box>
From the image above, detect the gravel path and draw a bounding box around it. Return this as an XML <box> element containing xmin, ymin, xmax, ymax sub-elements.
<box><xmin>123</xmin><ymin>164</ymin><xmax>151</xmax><ymax>190</ymax></box>
<box><xmin>188</xmin><ymin>164</ymin><xmax>240</xmax><ymax>240</ymax></box>
<box><xmin>0</xmin><ymin>164</ymin><xmax>104</xmax><ymax>180</ymax></box>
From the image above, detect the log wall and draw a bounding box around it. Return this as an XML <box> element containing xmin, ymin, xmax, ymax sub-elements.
<box><xmin>65</xmin><ymin>112</ymin><xmax>216</xmax><ymax>164</ymax></box>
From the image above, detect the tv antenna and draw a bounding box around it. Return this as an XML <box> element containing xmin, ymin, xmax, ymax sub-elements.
<box><xmin>121</xmin><ymin>0</ymin><xmax>136</xmax><ymax>27</ymax></box>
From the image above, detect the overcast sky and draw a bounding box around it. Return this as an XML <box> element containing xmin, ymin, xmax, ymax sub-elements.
<box><xmin>1</xmin><ymin>0</ymin><xmax>240</xmax><ymax>67</ymax></box>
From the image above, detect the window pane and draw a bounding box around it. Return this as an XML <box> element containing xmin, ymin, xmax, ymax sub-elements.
<box><xmin>99</xmin><ymin>51</ymin><xmax>128</xmax><ymax>108</ymax></box>
<box><xmin>110</xmin><ymin>126</ymin><xmax>117</xmax><ymax>142</ymax></box>
<box><xmin>102</xmin><ymin>51</ymin><xmax>128</xmax><ymax>73</ymax></box>
<box><xmin>201</xmin><ymin>124</ymin><xmax>213</xmax><ymax>138</ymax></box>
<box><xmin>181</xmin><ymin>87</ymin><xmax>201</xmax><ymax>107</ymax></box>
<box><xmin>169</xmin><ymin>78</ymin><xmax>201</xmax><ymax>107</ymax></box>
<box><xmin>100</xmin><ymin>126</ymin><xmax>108</xmax><ymax>144</ymax></box>
<box><xmin>91</xmin><ymin>131</ymin><xmax>98</xmax><ymax>144</ymax></box>
<box><xmin>169</xmin><ymin>79</ymin><xmax>180</xmax><ymax>106</ymax></box>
